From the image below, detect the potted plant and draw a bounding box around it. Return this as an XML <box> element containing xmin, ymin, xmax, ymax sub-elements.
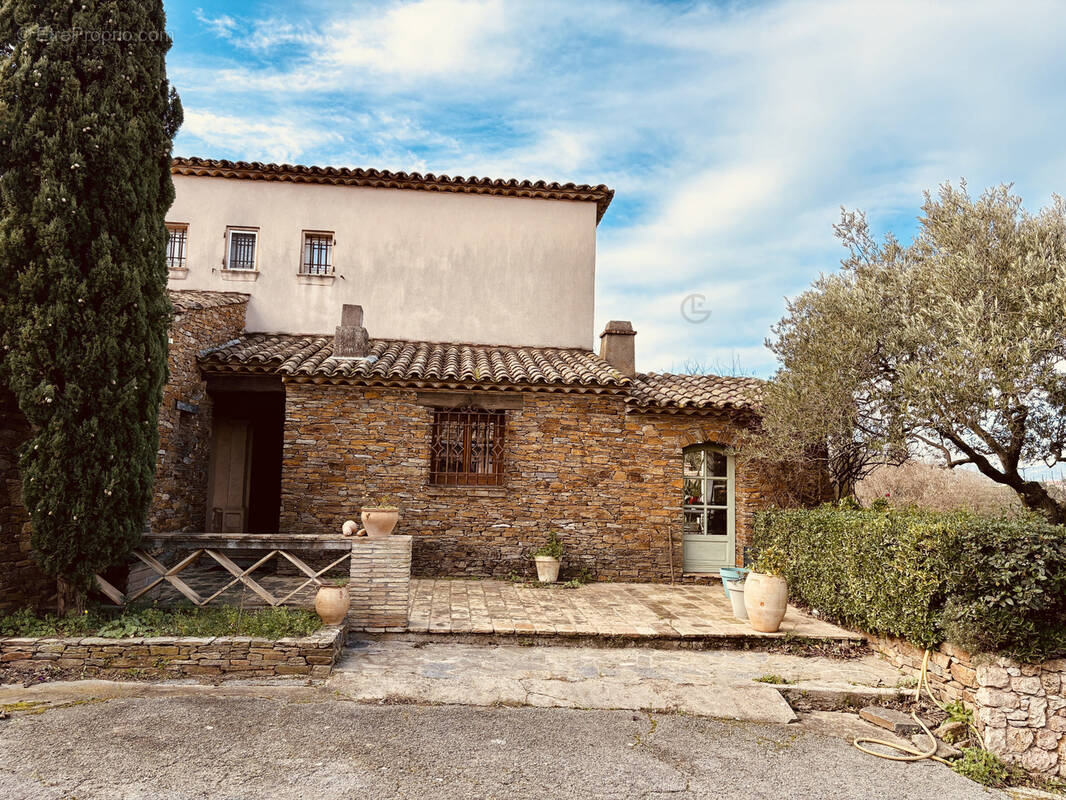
<box><xmin>718</xmin><ymin>566</ymin><xmax>750</xmax><ymax>600</ymax></box>
<box><xmin>315</xmin><ymin>577</ymin><xmax>350</xmax><ymax>625</ymax></box>
<box><xmin>360</xmin><ymin>495</ymin><xmax>400</xmax><ymax>538</ymax></box>
<box><xmin>743</xmin><ymin>544</ymin><xmax>789</xmax><ymax>633</ymax></box>
<box><xmin>531</xmin><ymin>532</ymin><xmax>564</xmax><ymax>583</ymax></box>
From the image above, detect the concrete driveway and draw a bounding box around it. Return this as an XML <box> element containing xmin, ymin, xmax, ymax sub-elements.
<box><xmin>0</xmin><ymin>691</ymin><xmax>1002</xmax><ymax>800</ymax></box>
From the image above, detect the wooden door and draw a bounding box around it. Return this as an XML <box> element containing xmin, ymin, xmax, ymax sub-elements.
<box><xmin>208</xmin><ymin>418</ymin><xmax>252</xmax><ymax>533</ymax></box>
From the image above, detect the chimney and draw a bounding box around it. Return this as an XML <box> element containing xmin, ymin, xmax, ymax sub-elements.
<box><xmin>334</xmin><ymin>304</ymin><xmax>369</xmax><ymax>358</ymax></box>
<box><xmin>599</xmin><ymin>320</ymin><xmax>636</xmax><ymax>377</ymax></box>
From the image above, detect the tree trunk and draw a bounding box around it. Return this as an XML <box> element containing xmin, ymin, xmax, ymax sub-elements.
<box><xmin>56</xmin><ymin>578</ymin><xmax>85</xmax><ymax>616</ymax></box>
<box><xmin>1017</xmin><ymin>480</ymin><xmax>1066</xmax><ymax>524</ymax></box>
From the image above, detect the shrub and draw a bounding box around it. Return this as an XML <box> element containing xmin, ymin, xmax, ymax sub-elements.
<box><xmin>951</xmin><ymin>748</ymin><xmax>1012</xmax><ymax>787</ymax></box>
<box><xmin>752</xmin><ymin>504</ymin><xmax>1066</xmax><ymax>661</ymax></box>
<box><xmin>0</xmin><ymin>605</ymin><xmax>321</xmax><ymax>639</ymax></box>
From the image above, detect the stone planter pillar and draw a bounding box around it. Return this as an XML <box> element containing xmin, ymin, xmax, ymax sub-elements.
<box><xmin>348</xmin><ymin>535</ymin><xmax>412</xmax><ymax>632</ymax></box>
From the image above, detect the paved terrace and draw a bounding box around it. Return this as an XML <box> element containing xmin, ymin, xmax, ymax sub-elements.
<box><xmin>405</xmin><ymin>579</ymin><xmax>861</xmax><ymax>642</ymax></box>
<box><xmin>140</xmin><ymin>568</ymin><xmax>859</xmax><ymax>643</ymax></box>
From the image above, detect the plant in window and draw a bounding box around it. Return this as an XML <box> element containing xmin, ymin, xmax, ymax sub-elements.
<box><xmin>531</xmin><ymin>532</ymin><xmax>564</xmax><ymax>583</ymax></box>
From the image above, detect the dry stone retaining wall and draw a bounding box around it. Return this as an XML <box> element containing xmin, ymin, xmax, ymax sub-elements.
<box><xmin>871</xmin><ymin>634</ymin><xmax>1066</xmax><ymax>778</ymax></box>
<box><xmin>0</xmin><ymin>624</ymin><xmax>345</xmax><ymax>680</ymax></box>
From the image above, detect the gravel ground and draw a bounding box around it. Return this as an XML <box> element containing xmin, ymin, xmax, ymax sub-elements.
<box><xmin>0</xmin><ymin>694</ymin><xmax>1002</xmax><ymax>800</ymax></box>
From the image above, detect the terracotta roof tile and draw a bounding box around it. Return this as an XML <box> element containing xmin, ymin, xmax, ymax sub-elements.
<box><xmin>169</xmin><ymin>290</ymin><xmax>250</xmax><ymax>313</ymax></box>
<box><xmin>172</xmin><ymin>157</ymin><xmax>615</xmax><ymax>223</ymax></box>
<box><xmin>628</xmin><ymin>373</ymin><xmax>763</xmax><ymax>412</ymax></box>
<box><xmin>199</xmin><ymin>333</ymin><xmax>629</xmax><ymax>390</ymax></box>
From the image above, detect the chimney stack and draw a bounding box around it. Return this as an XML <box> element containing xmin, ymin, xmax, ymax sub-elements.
<box><xmin>599</xmin><ymin>320</ymin><xmax>636</xmax><ymax>377</ymax></box>
<box><xmin>335</xmin><ymin>304</ymin><xmax>370</xmax><ymax>358</ymax></box>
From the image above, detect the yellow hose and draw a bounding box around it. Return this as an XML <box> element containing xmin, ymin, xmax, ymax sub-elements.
<box><xmin>853</xmin><ymin>648</ymin><xmax>984</xmax><ymax>764</ymax></box>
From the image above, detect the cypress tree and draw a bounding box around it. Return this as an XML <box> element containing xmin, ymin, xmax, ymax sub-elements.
<box><xmin>0</xmin><ymin>2</ymin><xmax>182</xmax><ymax>609</ymax></box>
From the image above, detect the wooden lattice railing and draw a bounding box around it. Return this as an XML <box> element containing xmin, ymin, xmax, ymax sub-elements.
<box><xmin>95</xmin><ymin>533</ymin><xmax>353</xmax><ymax>608</ymax></box>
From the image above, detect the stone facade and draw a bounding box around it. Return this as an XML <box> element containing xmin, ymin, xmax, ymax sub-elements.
<box><xmin>871</xmin><ymin>635</ymin><xmax>1066</xmax><ymax>778</ymax></box>
<box><xmin>0</xmin><ymin>389</ymin><xmax>52</xmax><ymax>611</ymax></box>
<box><xmin>348</xmin><ymin>535</ymin><xmax>412</xmax><ymax>632</ymax></box>
<box><xmin>280</xmin><ymin>384</ymin><xmax>796</xmax><ymax>582</ymax></box>
<box><xmin>0</xmin><ymin>624</ymin><xmax>345</xmax><ymax>680</ymax></box>
<box><xmin>149</xmin><ymin>293</ymin><xmax>248</xmax><ymax>532</ymax></box>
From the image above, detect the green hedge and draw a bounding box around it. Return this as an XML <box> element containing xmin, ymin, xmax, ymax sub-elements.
<box><xmin>752</xmin><ymin>505</ymin><xmax>1066</xmax><ymax>662</ymax></box>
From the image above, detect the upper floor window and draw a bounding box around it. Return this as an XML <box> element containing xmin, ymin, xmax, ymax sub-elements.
<box><xmin>430</xmin><ymin>407</ymin><xmax>505</xmax><ymax>486</ymax></box>
<box><xmin>165</xmin><ymin>223</ymin><xmax>188</xmax><ymax>270</ymax></box>
<box><xmin>226</xmin><ymin>228</ymin><xmax>258</xmax><ymax>271</ymax></box>
<box><xmin>301</xmin><ymin>231</ymin><xmax>334</xmax><ymax>276</ymax></box>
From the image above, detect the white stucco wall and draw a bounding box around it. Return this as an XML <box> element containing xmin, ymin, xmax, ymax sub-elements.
<box><xmin>166</xmin><ymin>176</ymin><xmax>598</xmax><ymax>349</ymax></box>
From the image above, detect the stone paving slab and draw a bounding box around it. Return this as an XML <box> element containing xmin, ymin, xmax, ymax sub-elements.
<box><xmin>330</xmin><ymin>638</ymin><xmax>905</xmax><ymax>723</ymax></box>
<box><xmin>408</xmin><ymin>579</ymin><xmax>863</xmax><ymax>642</ymax></box>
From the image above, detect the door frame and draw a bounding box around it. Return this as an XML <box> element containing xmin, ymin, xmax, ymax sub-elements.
<box><xmin>681</xmin><ymin>443</ymin><xmax>736</xmax><ymax>572</ymax></box>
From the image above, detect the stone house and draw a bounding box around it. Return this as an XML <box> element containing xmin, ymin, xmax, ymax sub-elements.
<box><xmin>0</xmin><ymin>158</ymin><xmax>811</xmax><ymax>606</ymax></box>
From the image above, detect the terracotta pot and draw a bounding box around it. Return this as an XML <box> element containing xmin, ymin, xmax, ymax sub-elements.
<box><xmin>534</xmin><ymin>556</ymin><xmax>560</xmax><ymax>583</ymax></box>
<box><xmin>361</xmin><ymin>509</ymin><xmax>399</xmax><ymax>538</ymax></box>
<box><xmin>315</xmin><ymin>585</ymin><xmax>349</xmax><ymax>625</ymax></box>
<box><xmin>743</xmin><ymin>572</ymin><xmax>788</xmax><ymax>632</ymax></box>
<box><xmin>725</xmin><ymin>579</ymin><xmax>748</xmax><ymax>620</ymax></box>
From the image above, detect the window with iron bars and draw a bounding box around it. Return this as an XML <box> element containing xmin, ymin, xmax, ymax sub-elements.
<box><xmin>165</xmin><ymin>224</ymin><xmax>187</xmax><ymax>269</ymax></box>
<box><xmin>227</xmin><ymin>229</ymin><xmax>257</xmax><ymax>270</ymax></box>
<box><xmin>301</xmin><ymin>232</ymin><xmax>334</xmax><ymax>275</ymax></box>
<box><xmin>430</xmin><ymin>407</ymin><xmax>506</xmax><ymax>486</ymax></box>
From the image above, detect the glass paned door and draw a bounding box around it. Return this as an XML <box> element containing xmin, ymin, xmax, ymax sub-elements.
<box><xmin>681</xmin><ymin>445</ymin><xmax>735</xmax><ymax>572</ymax></box>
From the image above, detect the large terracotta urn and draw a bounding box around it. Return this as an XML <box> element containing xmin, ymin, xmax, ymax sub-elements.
<box><xmin>315</xmin><ymin>585</ymin><xmax>350</xmax><ymax>625</ymax></box>
<box><xmin>361</xmin><ymin>509</ymin><xmax>399</xmax><ymax>538</ymax></box>
<box><xmin>743</xmin><ymin>572</ymin><xmax>788</xmax><ymax>632</ymax></box>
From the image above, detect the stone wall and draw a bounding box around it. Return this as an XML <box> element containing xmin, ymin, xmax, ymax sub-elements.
<box><xmin>149</xmin><ymin>294</ymin><xmax>248</xmax><ymax>532</ymax></box>
<box><xmin>280</xmin><ymin>385</ymin><xmax>796</xmax><ymax>582</ymax></box>
<box><xmin>348</xmin><ymin>535</ymin><xmax>412</xmax><ymax>632</ymax></box>
<box><xmin>0</xmin><ymin>624</ymin><xmax>345</xmax><ymax>680</ymax></box>
<box><xmin>871</xmin><ymin>635</ymin><xmax>1066</xmax><ymax>778</ymax></box>
<box><xmin>870</xmin><ymin>636</ymin><xmax>978</xmax><ymax>704</ymax></box>
<box><xmin>0</xmin><ymin>389</ymin><xmax>53</xmax><ymax>611</ymax></box>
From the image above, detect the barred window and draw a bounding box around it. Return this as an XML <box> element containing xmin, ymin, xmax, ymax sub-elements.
<box><xmin>430</xmin><ymin>407</ymin><xmax>505</xmax><ymax>486</ymax></box>
<box><xmin>165</xmin><ymin>224</ymin><xmax>187</xmax><ymax>270</ymax></box>
<box><xmin>301</xmin><ymin>232</ymin><xmax>334</xmax><ymax>275</ymax></box>
<box><xmin>227</xmin><ymin>229</ymin><xmax>258</xmax><ymax>270</ymax></box>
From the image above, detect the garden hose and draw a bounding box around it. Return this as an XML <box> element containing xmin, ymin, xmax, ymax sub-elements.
<box><xmin>852</xmin><ymin>649</ymin><xmax>985</xmax><ymax>764</ymax></box>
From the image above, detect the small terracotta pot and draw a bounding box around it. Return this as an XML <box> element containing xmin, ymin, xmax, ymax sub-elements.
<box><xmin>361</xmin><ymin>509</ymin><xmax>399</xmax><ymax>538</ymax></box>
<box><xmin>315</xmin><ymin>585</ymin><xmax>349</xmax><ymax>625</ymax></box>
<box><xmin>534</xmin><ymin>556</ymin><xmax>560</xmax><ymax>583</ymax></box>
<box><xmin>743</xmin><ymin>572</ymin><xmax>788</xmax><ymax>632</ymax></box>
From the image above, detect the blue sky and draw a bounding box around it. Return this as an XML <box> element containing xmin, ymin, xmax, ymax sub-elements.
<box><xmin>164</xmin><ymin>0</ymin><xmax>1066</xmax><ymax>377</ymax></box>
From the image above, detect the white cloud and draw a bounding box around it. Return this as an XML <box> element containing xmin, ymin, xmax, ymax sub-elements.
<box><xmin>178</xmin><ymin>110</ymin><xmax>345</xmax><ymax>164</ymax></box>
<box><xmin>193</xmin><ymin>9</ymin><xmax>238</xmax><ymax>38</ymax></box>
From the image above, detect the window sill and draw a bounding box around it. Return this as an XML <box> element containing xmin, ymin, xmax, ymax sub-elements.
<box><xmin>220</xmin><ymin>269</ymin><xmax>259</xmax><ymax>282</ymax></box>
<box><xmin>423</xmin><ymin>484</ymin><xmax>508</xmax><ymax>498</ymax></box>
<box><xmin>296</xmin><ymin>273</ymin><xmax>336</xmax><ymax>285</ymax></box>
<box><xmin>168</xmin><ymin>267</ymin><xmax>189</xmax><ymax>280</ymax></box>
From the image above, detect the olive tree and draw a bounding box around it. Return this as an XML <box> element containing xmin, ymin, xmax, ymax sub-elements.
<box><xmin>760</xmin><ymin>182</ymin><xmax>1066</xmax><ymax>521</ymax></box>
